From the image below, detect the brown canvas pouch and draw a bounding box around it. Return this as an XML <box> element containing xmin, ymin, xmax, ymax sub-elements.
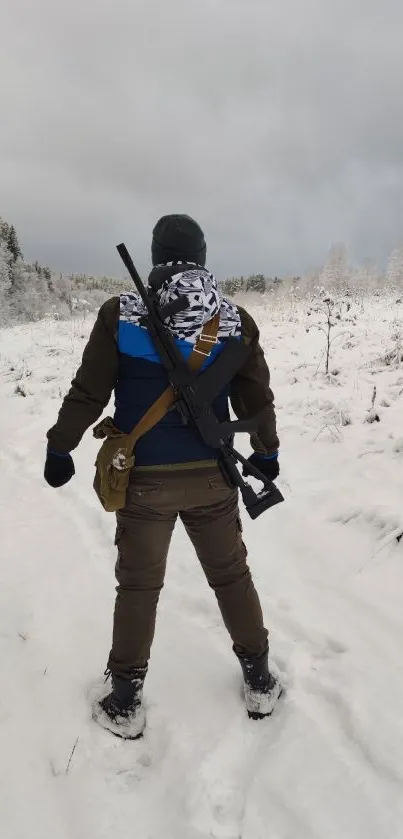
<box><xmin>92</xmin><ymin>313</ymin><xmax>220</xmax><ymax>512</ymax></box>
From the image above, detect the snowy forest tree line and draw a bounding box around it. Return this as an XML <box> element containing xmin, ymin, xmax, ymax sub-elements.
<box><xmin>0</xmin><ymin>217</ymin><xmax>127</xmax><ymax>326</ymax></box>
<box><xmin>1</xmin><ymin>215</ymin><xmax>403</xmax><ymax>326</ymax></box>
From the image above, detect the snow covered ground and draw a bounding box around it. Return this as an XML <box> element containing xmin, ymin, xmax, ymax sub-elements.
<box><xmin>1</xmin><ymin>294</ymin><xmax>403</xmax><ymax>839</ymax></box>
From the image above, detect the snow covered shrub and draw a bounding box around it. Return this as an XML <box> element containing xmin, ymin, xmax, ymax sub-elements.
<box><xmin>385</xmin><ymin>319</ymin><xmax>403</xmax><ymax>367</ymax></box>
<box><xmin>339</xmin><ymin>409</ymin><xmax>352</xmax><ymax>426</ymax></box>
<box><xmin>306</xmin><ymin>293</ymin><xmax>353</xmax><ymax>375</ymax></box>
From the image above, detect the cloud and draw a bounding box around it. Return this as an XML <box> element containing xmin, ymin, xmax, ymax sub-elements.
<box><xmin>1</xmin><ymin>0</ymin><xmax>403</xmax><ymax>278</ymax></box>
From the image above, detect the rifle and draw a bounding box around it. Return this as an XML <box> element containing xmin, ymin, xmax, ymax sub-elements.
<box><xmin>116</xmin><ymin>243</ymin><xmax>284</xmax><ymax>520</ymax></box>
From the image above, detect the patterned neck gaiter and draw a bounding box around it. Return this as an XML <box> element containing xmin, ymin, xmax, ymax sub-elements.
<box><xmin>120</xmin><ymin>267</ymin><xmax>241</xmax><ymax>345</ymax></box>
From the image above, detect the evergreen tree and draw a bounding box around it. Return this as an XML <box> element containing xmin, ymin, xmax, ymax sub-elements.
<box><xmin>9</xmin><ymin>260</ymin><xmax>49</xmax><ymax>320</ymax></box>
<box><xmin>0</xmin><ymin>243</ymin><xmax>12</xmax><ymax>324</ymax></box>
<box><xmin>7</xmin><ymin>225</ymin><xmax>22</xmax><ymax>261</ymax></box>
<box><xmin>221</xmin><ymin>276</ymin><xmax>245</xmax><ymax>296</ymax></box>
<box><xmin>0</xmin><ymin>219</ymin><xmax>22</xmax><ymax>262</ymax></box>
<box><xmin>246</xmin><ymin>274</ymin><xmax>266</xmax><ymax>293</ymax></box>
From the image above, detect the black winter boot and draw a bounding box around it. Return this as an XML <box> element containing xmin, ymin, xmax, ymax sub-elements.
<box><xmin>92</xmin><ymin>667</ymin><xmax>147</xmax><ymax>739</ymax></box>
<box><xmin>236</xmin><ymin>648</ymin><xmax>282</xmax><ymax>719</ymax></box>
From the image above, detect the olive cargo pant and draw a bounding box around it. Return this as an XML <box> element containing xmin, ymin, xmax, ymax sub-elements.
<box><xmin>107</xmin><ymin>466</ymin><xmax>268</xmax><ymax>678</ymax></box>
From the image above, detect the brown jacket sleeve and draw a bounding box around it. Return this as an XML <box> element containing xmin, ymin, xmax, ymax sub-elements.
<box><xmin>47</xmin><ymin>297</ymin><xmax>120</xmax><ymax>452</ymax></box>
<box><xmin>230</xmin><ymin>306</ymin><xmax>279</xmax><ymax>456</ymax></box>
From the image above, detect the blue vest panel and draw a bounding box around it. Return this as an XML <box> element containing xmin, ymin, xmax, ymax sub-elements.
<box><xmin>113</xmin><ymin>321</ymin><xmax>231</xmax><ymax>467</ymax></box>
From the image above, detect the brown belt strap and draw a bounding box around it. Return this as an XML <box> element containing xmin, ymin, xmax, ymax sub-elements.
<box><xmin>126</xmin><ymin>312</ymin><xmax>220</xmax><ymax>449</ymax></box>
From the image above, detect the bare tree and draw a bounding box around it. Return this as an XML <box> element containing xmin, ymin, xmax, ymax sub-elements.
<box><xmin>387</xmin><ymin>246</ymin><xmax>403</xmax><ymax>292</ymax></box>
<box><xmin>320</xmin><ymin>243</ymin><xmax>350</xmax><ymax>295</ymax></box>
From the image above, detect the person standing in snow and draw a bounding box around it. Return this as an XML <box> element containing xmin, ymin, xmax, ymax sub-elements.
<box><xmin>45</xmin><ymin>215</ymin><xmax>281</xmax><ymax>738</ymax></box>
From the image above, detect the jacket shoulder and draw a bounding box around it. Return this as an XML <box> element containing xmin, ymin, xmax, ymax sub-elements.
<box><xmin>99</xmin><ymin>295</ymin><xmax>120</xmax><ymax>320</ymax></box>
<box><xmin>236</xmin><ymin>305</ymin><xmax>259</xmax><ymax>344</ymax></box>
<box><xmin>97</xmin><ymin>296</ymin><xmax>120</xmax><ymax>336</ymax></box>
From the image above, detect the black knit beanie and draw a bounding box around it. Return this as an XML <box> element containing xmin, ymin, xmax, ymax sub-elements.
<box><xmin>151</xmin><ymin>214</ymin><xmax>206</xmax><ymax>267</ymax></box>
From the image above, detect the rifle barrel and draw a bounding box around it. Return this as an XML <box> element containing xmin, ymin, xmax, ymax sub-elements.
<box><xmin>117</xmin><ymin>243</ymin><xmax>152</xmax><ymax>314</ymax></box>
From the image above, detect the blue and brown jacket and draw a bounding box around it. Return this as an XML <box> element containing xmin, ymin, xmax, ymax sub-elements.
<box><xmin>47</xmin><ymin>282</ymin><xmax>279</xmax><ymax>468</ymax></box>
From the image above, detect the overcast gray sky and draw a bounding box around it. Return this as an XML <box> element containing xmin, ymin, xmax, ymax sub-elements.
<box><xmin>1</xmin><ymin>0</ymin><xmax>403</xmax><ymax>279</ymax></box>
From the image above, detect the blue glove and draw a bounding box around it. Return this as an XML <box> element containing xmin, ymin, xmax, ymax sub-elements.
<box><xmin>44</xmin><ymin>449</ymin><xmax>75</xmax><ymax>488</ymax></box>
<box><xmin>244</xmin><ymin>452</ymin><xmax>279</xmax><ymax>482</ymax></box>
